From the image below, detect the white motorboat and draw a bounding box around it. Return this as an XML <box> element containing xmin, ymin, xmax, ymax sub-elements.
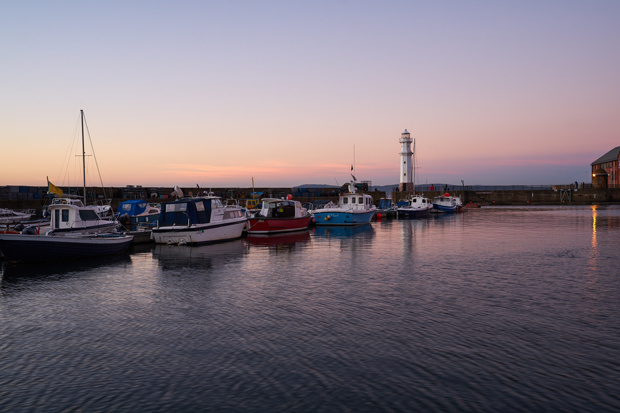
<box><xmin>397</xmin><ymin>195</ymin><xmax>432</xmax><ymax>218</ymax></box>
<box><xmin>0</xmin><ymin>208</ymin><xmax>35</xmax><ymax>225</ymax></box>
<box><xmin>151</xmin><ymin>194</ymin><xmax>247</xmax><ymax>245</ymax></box>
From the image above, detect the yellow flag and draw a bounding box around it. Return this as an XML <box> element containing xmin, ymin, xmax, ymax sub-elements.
<box><xmin>48</xmin><ymin>179</ymin><xmax>63</xmax><ymax>197</ymax></box>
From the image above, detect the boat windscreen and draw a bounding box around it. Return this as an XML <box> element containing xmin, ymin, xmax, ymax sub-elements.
<box><xmin>79</xmin><ymin>210</ymin><xmax>100</xmax><ymax>221</ymax></box>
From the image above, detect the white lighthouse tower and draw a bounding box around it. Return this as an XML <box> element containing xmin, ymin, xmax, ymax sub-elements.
<box><xmin>399</xmin><ymin>129</ymin><xmax>413</xmax><ymax>192</ymax></box>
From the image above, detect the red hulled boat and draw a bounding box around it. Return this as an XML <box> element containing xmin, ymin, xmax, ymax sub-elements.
<box><xmin>246</xmin><ymin>198</ymin><xmax>311</xmax><ymax>234</ymax></box>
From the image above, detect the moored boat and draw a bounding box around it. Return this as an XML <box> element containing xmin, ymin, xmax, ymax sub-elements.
<box><xmin>397</xmin><ymin>195</ymin><xmax>432</xmax><ymax>218</ymax></box>
<box><xmin>247</xmin><ymin>198</ymin><xmax>311</xmax><ymax>234</ymax></box>
<box><xmin>313</xmin><ymin>182</ymin><xmax>376</xmax><ymax>226</ymax></box>
<box><xmin>0</xmin><ymin>208</ymin><xmax>35</xmax><ymax>225</ymax></box>
<box><xmin>116</xmin><ymin>200</ymin><xmax>160</xmax><ymax>231</ymax></box>
<box><xmin>0</xmin><ymin>233</ymin><xmax>133</xmax><ymax>263</ymax></box>
<box><xmin>431</xmin><ymin>193</ymin><xmax>459</xmax><ymax>213</ymax></box>
<box><xmin>151</xmin><ymin>195</ymin><xmax>247</xmax><ymax>245</ymax></box>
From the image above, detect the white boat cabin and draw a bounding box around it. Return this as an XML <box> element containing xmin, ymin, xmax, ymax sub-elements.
<box><xmin>338</xmin><ymin>184</ymin><xmax>376</xmax><ymax>212</ymax></box>
<box><xmin>49</xmin><ymin>198</ymin><xmax>113</xmax><ymax>233</ymax></box>
<box><xmin>256</xmin><ymin>198</ymin><xmax>307</xmax><ymax>218</ymax></box>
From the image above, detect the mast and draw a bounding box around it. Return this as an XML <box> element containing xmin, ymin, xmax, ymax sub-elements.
<box><xmin>81</xmin><ymin>110</ymin><xmax>86</xmax><ymax>204</ymax></box>
<box><xmin>413</xmin><ymin>138</ymin><xmax>416</xmax><ymax>194</ymax></box>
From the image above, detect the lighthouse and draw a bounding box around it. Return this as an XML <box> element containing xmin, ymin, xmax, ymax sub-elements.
<box><xmin>399</xmin><ymin>129</ymin><xmax>413</xmax><ymax>192</ymax></box>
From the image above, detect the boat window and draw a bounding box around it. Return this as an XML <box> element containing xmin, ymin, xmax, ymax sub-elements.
<box><xmin>62</xmin><ymin>209</ymin><xmax>70</xmax><ymax>222</ymax></box>
<box><xmin>212</xmin><ymin>199</ymin><xmax>223</xmax><ymax>208</ymax></box>
<box><xmin>79</xmin><ymin>210</ymin><xmax>99</xmax><ymax>221</ymax></box>
<box><xmin>343</xmin><ymin>197</ymin><xmax>348</xmax><ymax>204</ymax></box>
<box><xmin>196</xmin><ymin>200</ymin><xmax>210</xmax><ymax>223</ymax></box>
<box><xmin>121</xmin><ymin>204</ymin><xmax>132</xmax><ymax>211</ymax></box>
<box><xmin>54</xmin><ymin>209</ymin><xmax>60</xmax><ymax>228</ymax></box>
<box><xmin>358</xmin><ymin>197</ymin><xmax>363</xmax><ymax>204</ymax></box>
<box><xmin>351</xmin><ymin>197</ymin><xmax>356</xmax><ymax>204</ymax></box>
<box><xmin>165</xmin><ymin>203</ymin><xmax>187</xmax><ymax>212</ymax></box>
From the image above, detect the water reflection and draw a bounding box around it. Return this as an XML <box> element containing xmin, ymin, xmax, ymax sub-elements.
<box><xmin>311</xmin><ymin>223</ymin><xmax>374</xmax><ymax>239</ymax></box>
<box><xmin>247</xmin><ymin>231</ymin><xmax>310</xmax><ymax>254</ymax></box>
<box><xmin>0</xmin><ymin>254</ymin><xmax>132</xmax><ymax>289</ymax></box>
<box><xmin>152</xmin><ymin>239</ymin><xmax>246</xmax><ymax>271</ymax></box>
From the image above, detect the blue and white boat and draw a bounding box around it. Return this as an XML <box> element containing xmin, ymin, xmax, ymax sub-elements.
<box><xmin>151</xmin><ymin>195</ymin><xmax>247</xmax><ymax>245</ymax></box>
<box><xmin>313</xmin><ymin>183</ymin><xmax>376</xmax><ymax>226</ymax></box>
<box><xmin>397</xmin><ymin>195</ymin><xmax>432</xmax><ymax>218</ymax></box>
<box><xmin>431</xmin><ymin>194</ymin><xmax>458</xmax><ymax>213</ymax></box>
<box><xmin>116</xmin><ymin>200</ymin><xmax>160</xmax><ymax>230</ymax></box>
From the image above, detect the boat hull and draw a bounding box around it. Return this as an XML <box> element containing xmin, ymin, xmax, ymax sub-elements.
<box><xmin>151</xmin><ymin>218</ymin><xmax>247</xmax><ymax>245</ymax></box>
<box><xmin>0</xmin><ymin>234</ymin><xmax>133</xmax><ymax>263</ymax></box>
<box><xmin>431</xmin><ymin>204</ymin><xmax>457</xmax><ymax>213</ymax></box>
<box><xmin>247</xmin><ymin>215</ymin><xmax>311</xmax><ymax>234</ymax></box>
<box><xmin>313</xmin><ymin>210</ymin><xmax>375</xmax><ymax>226</ymax></box>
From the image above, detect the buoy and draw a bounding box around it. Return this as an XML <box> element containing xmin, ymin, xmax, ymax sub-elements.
<box><xmin>287</xmin><ymin>194</ymin><xmax>292</xmax><ymax>200</ymax></box>
<box><xmin>377</xmin><ymin>213</ymin><xmax>382</xmax><ymax>219</ymax></box>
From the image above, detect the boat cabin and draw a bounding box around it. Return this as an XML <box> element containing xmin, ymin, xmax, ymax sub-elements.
<box><xmin>116</xmin><ymin>200</ymin><xmax>160</xmax><ymax>217</ymax></box>
<box><xmin>49</xmin><ymin>202</ymin><xmax>102</xmax><ymax>231</ymax></box>
<box><xmin>409</xmin><ymin>196</ymin><xmax>430</xmax><ymax>208</ymax></box>
<box><xmin>257</xmin><ymin>198</ymin><xmax>306</xmax><ymax>218</ymax></box>
<box><xmin>158</xmin><ymin>197</ymin><xmax>244</xmax><ymax>227</ymax></box>
<box><xmin>339</xmin><ymin>192</ymin><xmax>375</xmax><ymax>211</ymax></box>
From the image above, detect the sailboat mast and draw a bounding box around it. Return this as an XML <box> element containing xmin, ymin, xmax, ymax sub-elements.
<box><xmin>413</xmin><ymin>138</ymin><xmax>416</xmax><ymax>194</ymax></box>
<box><xmin>81</xmin><ymin>110</ymin><xmax>86</xmax><ymax>204</ymax></box>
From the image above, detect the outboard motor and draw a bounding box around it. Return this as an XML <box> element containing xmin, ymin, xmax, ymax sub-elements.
<box><xmin>118</xmin><ymin>213</ymin><xmax>132</xmax><ymax>230</ymax></box>
<box><xmin>13</xmin><ymin>223</ymin><xmax>25</xmax><ymax>232</ymax></box>
<box><xmin>22</xmin><ymin>226</ymin><xmax>38</xmax><ymax>235</ymax></box>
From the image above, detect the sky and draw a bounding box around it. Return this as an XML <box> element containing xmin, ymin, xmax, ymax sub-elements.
<box><xmin>1</xmin><ymin>1</ymin><xmax>619</xmax><ymax>188</ymax></box>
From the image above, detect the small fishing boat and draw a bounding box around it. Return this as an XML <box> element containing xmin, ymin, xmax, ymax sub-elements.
<box><xmin>376</xmin><ymin>198</ymin><xmax>397</xmax><ymax>218</ymax></box>
<box><xmin>246</xmin><ymin>198</ymin><xmax>311</xmax><ymax>234</ymax></box>
<box><xmin>151</xmin><ymin>195</ymin><xmax>247</xmax><ymax>245</ymax></box>
<box><xmin>397</xmin><ymin>195</ymin><xmax>432</xmax><ymax>218</ymax></box>
<box><xmin>313</xmin><ymin>182</ymin><xmax>376</xmax><ymax>226</ymax></box>
<box><xmin>431</xmin><ymin>193</ymin><xmax>459</xmax><ymax>213</ymax></box>
<box><xmin>0</xmin><ymin>233</ymin><xmax>133</xmax><ymax>263</ymax></box>
<box><xmin>116</xmin><ymin>200</ymin><xmax>160</xmax><ymax>230</ymax></box>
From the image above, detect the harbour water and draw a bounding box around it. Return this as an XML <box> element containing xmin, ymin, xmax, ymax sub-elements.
<box><xmin>1</xmin><ymin>206</ymin><xmax>619</xmax><ymax>412</ymax></box>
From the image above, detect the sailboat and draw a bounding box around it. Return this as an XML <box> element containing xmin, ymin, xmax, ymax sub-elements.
<box><xmin>0</xmin><ymin>110</ymin><xmax>133</xmax><ymax>263</ymax></box>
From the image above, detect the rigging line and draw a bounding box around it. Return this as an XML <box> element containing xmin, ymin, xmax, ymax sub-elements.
<box><xmin>58</xmin><ymin>114</ymin><xmax>81</xmax><ymax>186</ymax></box>
<box><xmin>83</xmin><ymin>115</ymin><xmax>108</xmax><ymax>202</ymax></box>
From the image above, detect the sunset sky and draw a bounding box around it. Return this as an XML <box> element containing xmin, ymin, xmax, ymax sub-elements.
<box><xmin>2</xmin><ymin>1</ymin><xmax>619</xmax><ymax>188</ymax></box>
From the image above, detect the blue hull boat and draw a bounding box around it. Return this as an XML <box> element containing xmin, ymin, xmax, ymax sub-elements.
<box><xmin>311</xmin><ymin>181</ymin><xmax>377</xmax><ymax>226</ymax></box>
<box><xmin>314</xmin><ymin>209</ymin><xmax>375</xmax><ymax>225</ymax></box>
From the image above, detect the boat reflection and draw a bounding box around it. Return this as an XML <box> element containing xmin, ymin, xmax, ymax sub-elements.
<box><xmin>247</xmin><ymin>230</ymin><xmax>310</xmax><ymax>247</ymax></box>
<box><xmin>311</xmin><ymin>223</ymin><xmax>374</xmax><ymax>239</ymax></box>
<box><xmin>1</xmin><ymin>253</ymin><xmax>132</xmax><ymax>286</ymax></box>
<box><xmin>152</xmin><ymin>238</ymin><xmax>246</xmax><ymax>270</ymax></box>
<box><xmin>246</xmin><ymin>230</ymin><xmax>311</xmax><ymax>255</ymax></box>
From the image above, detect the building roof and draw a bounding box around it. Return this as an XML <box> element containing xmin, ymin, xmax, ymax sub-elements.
<box><xmin>591</xmin><ymin>146</ymin><xmax>620</xmax><ymax>165</ymax></box>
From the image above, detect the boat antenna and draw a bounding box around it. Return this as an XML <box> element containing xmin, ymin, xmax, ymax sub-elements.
<box><xmin>334</xmin><ymin>177</ymin><xmax>339</xmax><ymax>186</ymax></box>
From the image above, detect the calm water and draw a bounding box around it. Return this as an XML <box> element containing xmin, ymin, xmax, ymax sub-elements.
<box><xmin>1</xmin><ymin>206</ymin><xmax>620</xmax><ymax>412</ymax></box>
